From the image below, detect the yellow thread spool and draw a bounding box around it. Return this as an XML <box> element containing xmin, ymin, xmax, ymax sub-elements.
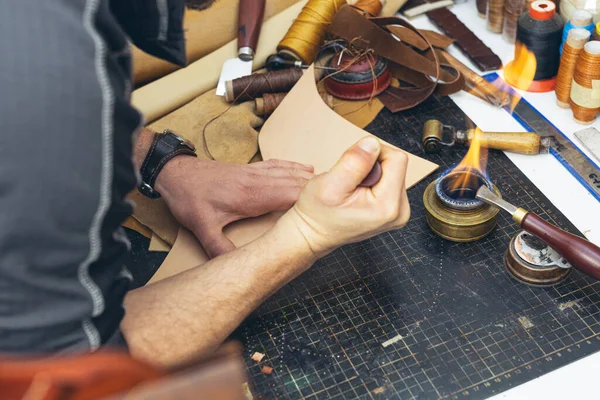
<box><xmin>277</xmin><ymin>0</ymin><xmax>346</xmax><ymax>64</ymax></box>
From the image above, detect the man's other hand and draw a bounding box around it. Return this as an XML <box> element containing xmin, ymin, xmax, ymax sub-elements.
<box><xmin>155</xmin><ymin>158</ymin><xmax>314</xmax><ymax>258</ymax></box>
<box><xmin>282</xmin><ymin>136</ymin><xmax>410</xmax><ymax>258</ymax></box>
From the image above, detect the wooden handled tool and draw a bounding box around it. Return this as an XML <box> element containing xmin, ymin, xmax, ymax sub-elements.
<box><xmin>422</xmin><ymin>119</ymin><xmax>555</xmax><ymax>155</ymax></box>
<box><xmin>238</xmin><ymin>0</ymin><xmax>266</xmax><ymax>60</ymax></box>
<box><xmin>476</xmin><ymin>186</ymin><xmax>600</xmax><ymax>279</ymax></box>
<box><xmin>456</xmin><ymin>130</ymin><xmax>549</xmax><ymax>155</ymax></box>
<box><xmin>216</xmin><ymin>0</ymin><xmax>266</xmax><ymax>96</ymax></box>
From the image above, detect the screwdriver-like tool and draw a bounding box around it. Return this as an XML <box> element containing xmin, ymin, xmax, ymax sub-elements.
<box><xmin>476</xmin><ymin>185</ymin><xmax>600</xmax><ymax>279</ymax></box>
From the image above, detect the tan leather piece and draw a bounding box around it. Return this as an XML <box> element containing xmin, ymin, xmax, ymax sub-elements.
<box><xmin>132</xmin><ymin>0</ymin><xmax>300</xmax><ymax>86</ymax></box>
<box><xmin>129</xmin><ymin>91</ymin><xmax>263</xmax><ymax>245</ymax></box>
<box><xmin>122</xmin><ymin>216</ymin><xmax>152</xmax><ymax>239</ymax></box>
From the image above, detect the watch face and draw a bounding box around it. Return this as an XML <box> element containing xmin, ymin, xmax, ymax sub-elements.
<box><xmin>166</xmin><ymin>130</ymin><xmax>196</xmax><ymax>152</ymax></box>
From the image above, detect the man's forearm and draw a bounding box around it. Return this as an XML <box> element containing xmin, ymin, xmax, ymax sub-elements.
<box><xmin>132</xmin><ymin>128</ymin><xmax>158</xmax><ymax>172</ymax></box>
<box><xmin>121</xmin><ymin>214</ymin><xmax>316</xmax><ymax>367</ymax></box>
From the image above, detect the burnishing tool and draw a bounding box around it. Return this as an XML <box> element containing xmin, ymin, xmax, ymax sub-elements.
<box><xmin>422</xmin><ymin>120</ymin><xmax>556</xmax><ymax>155</ymax></box>
<box><xmin>476</xmin><ymin>185</ymin><xmax>600</xmax><ymax>280</ymax></box>
<box><xmin>216</xmin><ymin>0</ymin><xmax>266</xmax><ymax>96</ymax></box>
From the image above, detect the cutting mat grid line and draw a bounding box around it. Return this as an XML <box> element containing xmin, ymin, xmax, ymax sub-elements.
<box><xmin>237</xmin><ymin>96</ymin><xmax>600</xmax><ymax>399</ymax></box>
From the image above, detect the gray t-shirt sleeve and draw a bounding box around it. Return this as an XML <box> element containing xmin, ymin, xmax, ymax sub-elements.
<box><xmin>0</xmin><ymin>0</ymin><xmax>144</xmax><ymax>353</ymax></box>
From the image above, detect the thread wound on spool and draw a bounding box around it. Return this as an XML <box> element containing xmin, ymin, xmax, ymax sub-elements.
<box><xmin>225</xmin><ymin>69</ymin><xmax>304</xmax><ymax>103</ymax></box>
<box><xmin>505</xmin><ymin>0</ymin><xmax>563</xmax><ymax>91</ymax></box>
<box><xmin>255</xmin><ymin>91</ymin><xmax>335</xmax><ymax>116</ymax></box>
<box><xmin>503</xmin><ymin>0</ymin><xmax>530</xmax><ymax>43</ymax></box>
<box><xmin>570</xmin><ymin>41</ymin><xmax>600</xmax><ymax>124</ymax></box>
<box><xmin>277</xmin><ymin>0</ymin><xmax>346</xmax><ymax>64</ymax></box>
<box><xmin>477</xmin><ymin>0</ymin><xmax>489</xmax><ymax>17</ymax></box>
<box><xmin>487</xmin><ymin>0</ymin><xmax>507</xmax><ymax>33</ymax></box>
<box><xmin>555</xmin><ymin>28</ymin><xmax>591</xmax><ymax>107</ymax></box>
<box><xmin>559</xmin><ymin>10</ymin><xmax>594</xmax><ymax>54</ymax></box>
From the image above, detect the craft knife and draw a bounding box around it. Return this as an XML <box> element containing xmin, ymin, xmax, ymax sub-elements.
<box><xmin>216</xmin><ymin>0</ymin><xmax>266</xmax><ymax>96</ymax></box>
<box><xmin>485</xmin><ymin>73</ymin><xmax>600</xmax><ymax>202</ymax></box>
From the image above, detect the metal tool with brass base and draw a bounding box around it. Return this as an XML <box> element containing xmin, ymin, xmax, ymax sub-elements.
<box><xmin>477</xmin><ymin>186</ymin><xmax>600</xmax><ymax>281</ymax></box>
<box><xmin>423</xmin><ymin>170</ymin><xmax>501</xmax><ymax>242</ymax></box>
<box><xmin>505</xmin><ymin>231</ymin><xmax>571</xmax><ymax>286</ymax></box>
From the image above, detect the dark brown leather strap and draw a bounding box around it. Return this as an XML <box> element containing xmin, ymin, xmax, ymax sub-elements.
<box><xmin>426</xmin><ymin>7</ymin><xmax>502</xmax><ymax>72</ymax></box>
<box><xmin>329</xmin><ymin>6</ymin><xmax>463</xmax><ymax>112</ymax></box>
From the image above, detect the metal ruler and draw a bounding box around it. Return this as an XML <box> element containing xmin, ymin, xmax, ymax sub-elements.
<box><xmin>484</xmin><ymin>73</ymin><xmax>600</xmax><ymax>202</ymax></box>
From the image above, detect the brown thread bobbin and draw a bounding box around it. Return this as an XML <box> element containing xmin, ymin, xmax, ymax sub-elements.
<box><xmin>477</xmin><ymin>0</ymin><xmax>488</xmax><ymax>18</ymax></box>
<box><xmin>225</xmin><ymin>69</ymin><xmax>304</xmax><ymax>103</ymax></box>
<box><xmin>487</xmin><ymin>0</ymin><xmax>507</xmax><ymax>33</ymax></box>
<box><xmin>570</xmin><ymin>41</ymin><xmax>600</xmax><ymax>124</ymax></box>
<box><xmin>503</xmin><ymin>0</ymin><xmax>529</xmax><ymax>43</ymax></box>
<box><xmin>277</xmin><ymin>0</ymin><xmax>346</xmax><ymax>63</ymax></box>
<box><xmin>255</xmin><ymin>92</ymin><xmax>335</xmax><ymax>116</ymax></box>
<box><xmin>555</xmin><ymin>28</ymin><xmax>590</xmax><ymax>108</ymax></box>
<box><xmin>351</xmin><ymin>0</ymin><xmax>384</xmax><ymax>16</ymax></box>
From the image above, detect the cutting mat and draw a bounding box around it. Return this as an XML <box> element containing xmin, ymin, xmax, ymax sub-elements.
<box><xmin>237</xmin><ymin>96</ymin><xmax>600</xmax><ymax>399</ymax></box>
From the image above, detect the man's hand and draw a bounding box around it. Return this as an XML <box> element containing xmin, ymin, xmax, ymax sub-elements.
<box><xmin>154</xmin><ymin>157</ymin><xmax>314</xmax><ymax>258</ymax></box>
<box><xmin>281</xmin><ymin>136</ymin><xmax>410</xmax><ymax>257</ymax></box>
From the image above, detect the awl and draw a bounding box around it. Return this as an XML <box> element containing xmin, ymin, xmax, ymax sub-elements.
<box><xmin>476</xmin><ymin>185</ymin><xmax>600</xmax><ymax>280</ymax></box>
<box><xmin>216</xmin><ymin>0</ymin><xmax>266</xmax><ymax>96</ymax></box>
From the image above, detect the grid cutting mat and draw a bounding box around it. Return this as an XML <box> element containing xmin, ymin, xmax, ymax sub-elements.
<box><xmin>238</xmin><ymin>96</ymin><xmax>600</xmax><ymax>399</ymax></box>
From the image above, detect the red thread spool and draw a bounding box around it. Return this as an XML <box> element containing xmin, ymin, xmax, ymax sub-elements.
<box><xmin>324</xmin><ymin>53</ymin><xmax>392</xmax><ymax>100</ymax></box>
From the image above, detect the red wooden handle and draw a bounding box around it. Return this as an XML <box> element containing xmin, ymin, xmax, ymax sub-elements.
<box><xmin>521</xmin><ymin>213</ymin><xmax>600</xmax><ymax>280</ymax></box>
<box><xmin>238</xmin><ymin>0</ymin><xmax>266</xmax><ymax>54</ymax></box>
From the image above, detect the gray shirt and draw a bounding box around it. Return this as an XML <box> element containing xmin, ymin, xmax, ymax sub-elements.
<box><xmin>0</xmin><ymin>0</ymin><xmax>186</xmax><ymax>354</ymax></box>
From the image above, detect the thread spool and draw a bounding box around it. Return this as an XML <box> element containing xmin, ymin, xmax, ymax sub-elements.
<box><xmin>350</xmin><ymin>0</ymin><xmax>385</xmax><ymax>15</ymax></box>
<box><xmin>477</xmin><ymin>0</ymin><xmax>489</xmax><ymax>18</ymax></box>
<box><xmin>559</xmin><ymin>10</ymin><xmax>594</xmax><ymax>53</ymax></box>
<box><xmin>225</xmin><ymin>69</ymin><xmax>304</xmax><ymax>103</ymax></box>
<box><xmin>255</xmin><ymin>92</ymin><xmax>335</xmax><ymax>116</ymax></box>
<box><xmin>555</xmin><ymin>28</ymin><xmax>591</xmax><ymax>108</ymax></box>
<box><xmin>593</xmin><ymin>22</ymin><xmax>600</xmax><ymax>40</ymax></box>
<box><xmin>487</xmin><ymin>0</ymin><xmax>507</xmax><ymax>33</ymax></box>
<box><xmin>555</xmin><ymin>28</ymin><xmax>591</xmax><ymax>107</ymax></box>
<box><xmin>570</xmin><ymin>41</ymin><xmax>600</xmax><ymax>124</ymax></box>
<box><xmin>559</xmin><ymin>0</ymin><xmax>600</xmax><ymax>24</ymax></box>
<box><xmin>503</xmin><ymin>0</ymin><xmax>529</xmax><ymax>43</ymax></box>
<box><xmin>277</xmin><ymin>0</ymin><xmax>346</xmax><ymax>64</ymax></box>
<box><xmin>504</xmin><ymin>0</ymin><xmax>564</xmax><ymax>92</ymax></box>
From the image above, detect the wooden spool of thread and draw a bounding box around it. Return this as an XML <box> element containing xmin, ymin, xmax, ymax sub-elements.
<box><xmin>555</xmin><ymin>28</ymin><xmax>591</xmax><ymax>108</ymax></box>
<box><xmin>225</xmin><ymin>69</ymin><xmax>304</xmax><ymax>103</ymax></box>
<box><xmin>559</xmin><ymin>10</ymin><xmax>594</xmax><ymax>53</ymax></box>
<box><xmin>487</xmin><ymin>0</ymin><xmax>507</xmax><ymax>33</ymax></box>
<box><xmin>570</xmin><ymin>41</ymin><xmax>600</xmax><ymax>124</ymax></box>
<box><xmin>350</xmin><ymin>0</ymin><xmax>385</xmax><ymax>16</ymax></box>
<box><xmin>255</xmin><ymin>92</ymin><xmax>335</xmax><ymax>116</ymax></box>
<box><xmin>477</xmin><ymin>0</ymin><xmax>489</xmax><ymax>18</ymax></box>
<box><xmin>593</xmin><ymin>22</ymin><xmax>600</xmax><ymax>41</ymax></box>
<box><xmin>277</xmin><ymin>0</ymin><xmax>346</xmax><ymax>64</ymax></box>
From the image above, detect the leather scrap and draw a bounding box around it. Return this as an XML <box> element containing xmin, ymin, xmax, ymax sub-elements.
<box><xmin>130</xmin><ymin>91</ymin><xmax>264</xmax><ymax>246</ymax></box>
<box><xmin>329</xmin><ymin>5</ymin><xmax>463</xmax><ymax>112</ymax></box>
<box><xmin>426</xmin><ymin>7</ymin><xmax>503</xmax><ymax>72</ymax></box>
<box><xmin>385</xmin><ymin>25</ymin><xmax>454</xmax><ymax>51</ymax></box>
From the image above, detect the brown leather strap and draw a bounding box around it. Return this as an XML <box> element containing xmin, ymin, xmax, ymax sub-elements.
<box><xmin>427</xmin><ymin>7</ymin><xmax>502</xmax><ymax>72</ymax></box>
<box><xmin>329</xmin><ymin>6</ymin><xmax>463</xmax><ymax>112</ymax></box>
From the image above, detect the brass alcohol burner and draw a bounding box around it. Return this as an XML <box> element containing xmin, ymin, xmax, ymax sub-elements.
<box><xmin>424</xmin><ymin>170</ymin><xmax>501</xmax><ymax>242</ymax></box>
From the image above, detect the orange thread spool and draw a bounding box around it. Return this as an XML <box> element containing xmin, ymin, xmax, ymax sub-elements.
<box><xmin>555</xmin><ymin>28</ymin><xmax>590</xmax><ymax>108</ymax></box>
<box><xmin>351</xmin><ymin>0</ymin><xmax>384</xmax><ymax>16</ymax></box>
<box><xmin>277</xmin><ymin>0</ymin><xmax>347</xmax><ymax>64</ymax></box>
<box><xmin>570</xmin><ymin>41</ymin><xmax>600</xmax><ymax>124</ymax></box>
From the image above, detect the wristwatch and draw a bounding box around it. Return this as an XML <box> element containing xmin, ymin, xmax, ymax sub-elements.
<box><xmin>138</xmin><ymin>130</ymin><xmax>197</xmax><ymax>199</ymax></box>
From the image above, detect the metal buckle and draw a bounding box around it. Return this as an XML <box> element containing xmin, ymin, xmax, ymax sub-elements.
<box><xmin>138</xmin><ymin>182</ymin><xmax>160</xmax><ymax>199</ymax></box>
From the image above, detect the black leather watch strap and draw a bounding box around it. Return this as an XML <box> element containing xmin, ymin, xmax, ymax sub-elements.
<box><xmin>138</xmin><ymin>130</ymin><xmax>197</xmax><ymax>198</ymax></box>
